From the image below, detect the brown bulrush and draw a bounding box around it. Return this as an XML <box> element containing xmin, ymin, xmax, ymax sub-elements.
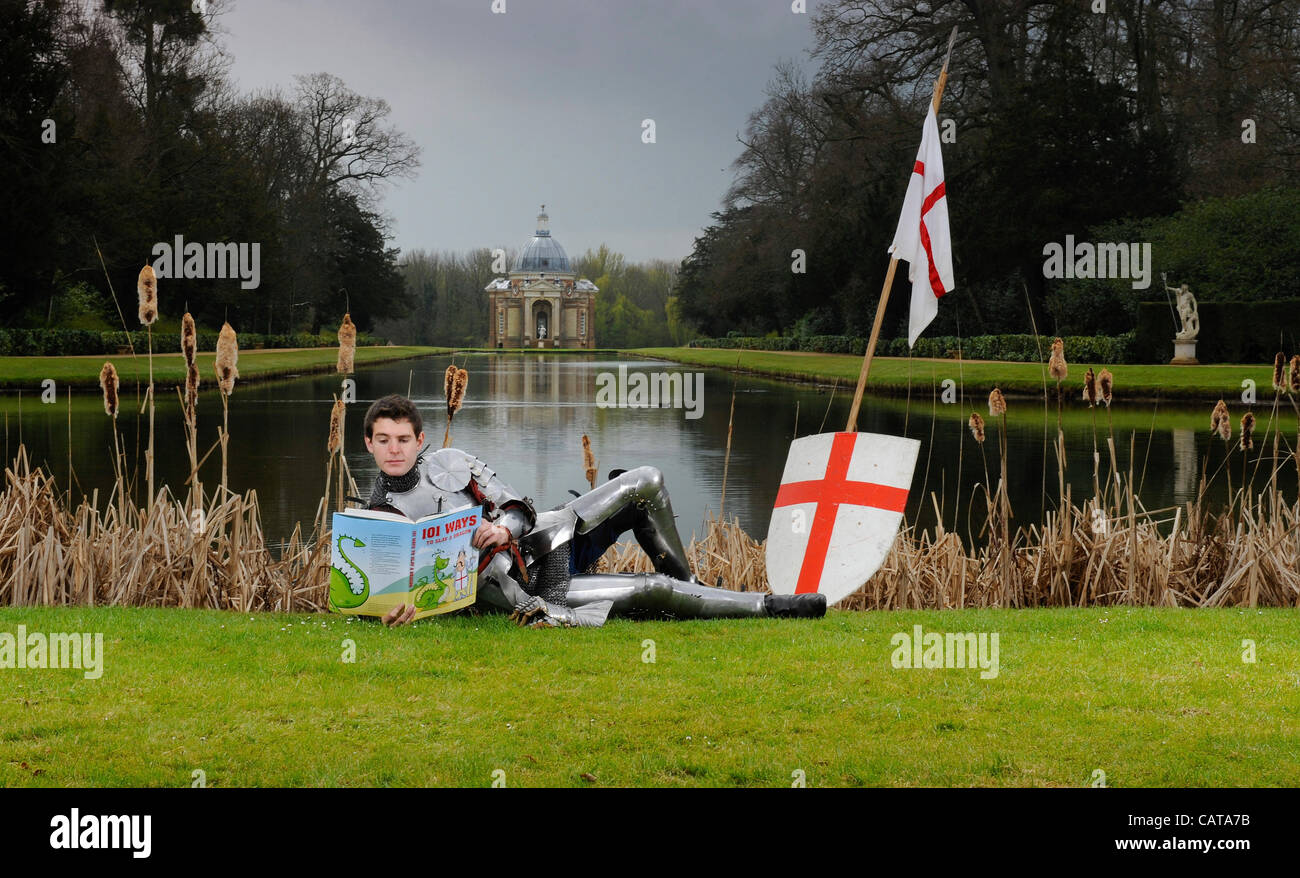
<box><xmin>1272</xmin><ymin>353</ymin><xmax>1287</xmax><ymax>393</ymax></box>
<box><xmin>1290</xmin><ymin>355</ymin><xmax>1300</xmax><ymax>394</ymax></box>
<box><xmin>137</xmin><ymin>264</ymin><xmax>158</xmax><ymax>326</ymax></box>
<box><xmin>337</xmin><ymin>313</ymin><xmax>356</xmax><ymax>374</ymax></box>
<box><xmin>1211</xmin><ymin>399</ymin><xmax>1231</xmax><ymax>442</ymax></box>
<box><xmin>216</xmin><ymin>322</ymin><xmax>239</xmax><ymax>395</ymax></box>
<box><xmin>328</xmin><ymin>398</ymin><xmax>345</xmax><ymax>455</ymax></box>
<box><xmin>968</xmin><ymin>412</ymin><xmax>986</xmax><ymax>443</ymax></box>
<box><xmin>182</xmin><ymin>313</ymin><xmax>199</xmax><ymax>415</ymax></box>
<box><xmin>448</xmin><ymin>368</ymin><xmax>468</xmax><ymax>415</ymax></box>
<box><xmin>99</xmin><ymin>362</ymin><xmax>119</xmax><ymax>417</ymax></box>
<box><xmin>443</xmin><ymin>367</ymin><xmax>468</xmax><ymax>448</ymax></box>
<box><xmin>1048</xmin><ymin>338</ymin><xmax>1067</xmax><ymax>382</ymax></box>
<box><xmin>1083</xmin><ymin>367</ymin><xmax>1097</xmax><ymax>406</ymax></box>
<box><xmin>444</xmin><ymin>364</ymin><xmax>457</xmax><ymax>404</ymax></box>
<box><xmin>988</xmin><ymin>387</ymin><xmax>1006</xmax><ymax>417</ymax></box>
<box><xmin>582</xmin><ymin>433</ymin><xmax>598</xmax><ymax>488</ymax></box>
<box><xmin>1098</xmin><ymin>368</ymin><xmax>1114</xmax><ymax>406</ymax></box>
<box><xmin>1240</xmin><ymin>412</ymin><xmax>1255</xmax><ymax>452</ymax></box>
<box><xmin>181</xmin><ymin>312</ymin><xmax>197</xmax><ymax>363</ymax></box>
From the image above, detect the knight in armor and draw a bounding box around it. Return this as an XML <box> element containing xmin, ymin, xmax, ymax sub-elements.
<box><xmin>361</xmin><ymin>394</ymin><xmax>826</xmax><ymax>628</ymax></box>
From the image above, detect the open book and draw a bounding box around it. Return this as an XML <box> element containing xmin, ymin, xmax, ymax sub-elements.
<box><xmin>328</xmin><ymin>504</ymin><xmax>482</xmax><ymax>620</ymax></box>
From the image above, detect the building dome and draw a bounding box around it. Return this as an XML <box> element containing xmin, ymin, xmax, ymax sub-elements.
<box><xmin>512</xmin><ymin>206</ymin><xmax>573</xmax><ymax>274</ymax></box>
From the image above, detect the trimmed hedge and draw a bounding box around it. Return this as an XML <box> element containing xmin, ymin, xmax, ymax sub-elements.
<box><xmin>0</xmin><ymin>330</ymin><xmax>386</xmax><ymax>357</ymax></box>
<box><xmin>1134</xmin><ymin>301</ymin><xmax>1300</xmax><ymax>365</ymax></box>
<box><xmin>689</xmin><ymin>332</ymin><xmax>1140</xmax><ymax>364</ymax></box>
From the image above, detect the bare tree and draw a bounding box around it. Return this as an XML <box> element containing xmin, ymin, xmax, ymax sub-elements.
<box><xmin>292</xmin><ymin>72</ymin><xmax>421</xmax><ymax>201</ymax></box>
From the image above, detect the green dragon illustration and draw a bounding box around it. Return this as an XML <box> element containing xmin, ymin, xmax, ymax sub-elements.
<box><xmin>414</xmin><ymin>553</ymin><xmax>453</xmax><ymax>609</ymax></box>
<box><xmin>329</xmin><ymin>534</ymin><xmax>370</xmax><ymax>609</ymax></box>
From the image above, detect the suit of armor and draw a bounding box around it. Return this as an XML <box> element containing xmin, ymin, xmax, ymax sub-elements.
<box><xmin>367</xmin><ymin>448</ymin><xmax>825</xmax><ymax>627</ymax></box>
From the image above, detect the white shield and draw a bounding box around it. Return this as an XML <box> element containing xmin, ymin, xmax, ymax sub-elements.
<box><xmin>765</xmin><ymin>431</ymin><xmax>920</xmax><ymax>605</ymax></box>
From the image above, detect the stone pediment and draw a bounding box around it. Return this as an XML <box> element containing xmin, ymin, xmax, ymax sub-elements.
<box><xmin>518</xmin><ymin>278</ymin><xmax>563</xmax><ymax>293</ymax></box>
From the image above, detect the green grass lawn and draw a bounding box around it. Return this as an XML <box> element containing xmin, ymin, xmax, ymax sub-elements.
<box><xmin>2</xmin><ymin>606</ymin><xmax>1295</xmax><ymax>787</ymax></box>
<box><xmin>0</xmin><ymin>346</ymin><xmax>450</xmax><ymax>390</ymax></box>
<box><xmin>630</xmin><ymin>347</ymin><xmax>1281</xmax><ymax>402</ymax></box>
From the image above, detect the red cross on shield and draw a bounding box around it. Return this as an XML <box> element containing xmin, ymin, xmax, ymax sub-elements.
<box><xmin>765</xmin><ymin>431</ymin><xmax>920</xmax><ymax>605</ymax></box>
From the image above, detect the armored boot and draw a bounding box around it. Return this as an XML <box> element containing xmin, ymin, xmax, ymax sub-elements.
<box><xmin>763</xmin><ymin>593</ymin><xmax>828</xmax><ymax>618</ymax></box>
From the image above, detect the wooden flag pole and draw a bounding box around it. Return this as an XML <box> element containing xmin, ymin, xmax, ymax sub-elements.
<box><xmin>845</xmin><ymin>26</ymin><xmax>959</xmax><ymax>433</ymax></box>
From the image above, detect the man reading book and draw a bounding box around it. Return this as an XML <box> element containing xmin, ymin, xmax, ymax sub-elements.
<box><xmin>360</xmin><ymin>394</ymin><xmax>825</xmax><ymax>628</ymax></box>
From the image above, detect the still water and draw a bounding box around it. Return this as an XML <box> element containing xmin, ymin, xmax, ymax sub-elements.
<box><xmin>3</xmin><ymin>353</ymin><xmax>1294</xmax><ymax>548</ymax></box>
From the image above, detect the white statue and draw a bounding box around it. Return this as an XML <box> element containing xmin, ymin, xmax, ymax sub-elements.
<box><xmin>1167</xmin><ymin>279</ymin><xmax>1199</xmax><ymax>342</ymax></box>
<box><xmin>538</xmin><ymin>322</ymin><xmax>548</xmax><ymax>340</ymax></box>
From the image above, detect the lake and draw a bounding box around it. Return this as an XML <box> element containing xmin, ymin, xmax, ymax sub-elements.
<box><xmin>3</xmin><ymin>353</ymin><xmax>1294</xmax><ymax>549</ymax></box>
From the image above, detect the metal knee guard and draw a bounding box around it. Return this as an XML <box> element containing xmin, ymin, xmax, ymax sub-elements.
<box><xmin>566</xmin><ymin>466</ymin><xmax>697</xmax><ymax>582</ymax></box>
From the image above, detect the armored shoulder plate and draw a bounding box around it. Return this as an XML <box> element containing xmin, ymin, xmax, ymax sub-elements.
<box><xmin>424</xmin><ymin>448</ymin><xmax>474</xmax><ymax>492</ymax></box>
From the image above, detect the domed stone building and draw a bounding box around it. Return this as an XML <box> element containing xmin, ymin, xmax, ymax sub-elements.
<box><xmin>485</xmin><ymin>206</ymin><xmax>598</xmax><ymax>349</ymax></box>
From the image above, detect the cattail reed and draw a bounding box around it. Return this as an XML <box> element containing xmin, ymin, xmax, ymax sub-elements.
<box><xmin>100</xmin><ymin>361</ymin><xmax>124</xmax><ymax>520</ymax></box>
<box><xmin>325</xmin><ymin>397</ymin><xmax>347</xmax><ymax>512</ymax></box>
<box><xmin>968</xmin><ymin>412</ymin><xmax>986</xmax><ymax>443</ymax></box>
<box><xmin>215</xmin><ymin>322</ymin><xmax>239</xmax><ymax>496</ymax></box>
<box><xmin>328</xmin><ymin>398</ymin><xmax>345</xmax><ymax>455</ymax></box>
<box><xmin>215</xmin><ymin>322</ymin><xmax>239</xmax><ymax>395</ymax></box>
<box><xmin>988</xmin><ymin>388</ymin><xmax>1006</xmax><ymax>417</ymax></box>
<box><xmin>1272</xmin><ymin>353</ymin><xmax>1287</xmax><ymax>393</ymax></box>
<box><xmin>137</xmin><ymin>264</ymin><xmax>158</xmax><ymax>326</ymax></box>
<box><xmin>138</xmin><ymin>264</ymin><xmax>159</xmax><ymax>512</ymax></box>
<box><xmin>1211</xmin><ymin>399</ymin><xmax>1231</xmax><ymax>443</ymax></box>
<box><xmin>99</xmin><ymin>362</ymin><xmax>119</xmax><ymax>418</ymax></box>
<box><xmin>1240</xmin><ymin>412</ymin><xmax>1255</xmax><ymax>451</ymax></box>
<box><xmin>582</xmin><ymin>434</ymin><xmax>598</xmax><ymax>489</ymax></box>
<box><xmin>1049</xmin><ymin>338</ymin><xmax>1067</xmax><ymax>382</ymax></box>
<box><xmin>337</xmin><ymin>313</ymin><xmax>356</xmax><ymax>374</ymax></box>
<box><xmin>1098</xmin><ymin>368</ymin><xmax>1113</xmax><ymax>406</ymax></box>
<box><xmin>1210</xmin><ymin>399</ymin><xmax>1227</xmax><ymax>434</ymax></box>
<box><xmin>444</xmin><ymin>364</ymin><xmax>456</xmax><ymax>404</ymax></box>
<box><xmin>182</xmin><ymin>312</ymin><xmax>197</xmax><ymax>363</ymax></box>
<box><xmin>180</xmin><ymin>312</ymin><xmax>200</xmax><ymax>511</ymax></box>
<box><xmin>181</xmin><ymin>312</ymin><xmax>198</xmax><ymax>421</ymax></box>
<box><xmin>1290</xmin><ymin>355</ymin><xmax>1300</xmax><ymax>394</ymax></box>
<box><xmin>443</xmin><ymin>367</ymin><xmax>468</xmax><ymax>448</ymax></box>
<box><xmin>1083</xmin><ymin>367</ymin><xmax>1097</xmax><ymax>406</ymax></box>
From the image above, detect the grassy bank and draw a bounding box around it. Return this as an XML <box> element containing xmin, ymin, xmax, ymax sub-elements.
<box><xmin>0</xmin><ymin>346</ymin><xmax>450</xmax><ymax>390</ymax></box>
<box><xmin>1</xmin><ymin>605</ymin><xmax>1295</xmax><ymax>787</ymax></box>
<box><xmin>629</xmin><ymin>347</ymin><xmax>1277</xmax><ymax>402</ymax></box>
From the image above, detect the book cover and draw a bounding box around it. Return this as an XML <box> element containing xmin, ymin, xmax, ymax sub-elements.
<box><xmin>328</xmin><ymin>504</ymin><xmax>482</xmax><ymax>620</ymax></box>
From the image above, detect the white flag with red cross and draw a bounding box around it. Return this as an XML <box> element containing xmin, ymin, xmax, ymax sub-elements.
<box><xmin>889</xmin><ymin>105</ymin><xmax>954</xmax><ymax>348</ymax></box>
<box><xmin>765</xmin><ymin>431</ymin><xmax>920</xmax><ymax>605</ymax></box>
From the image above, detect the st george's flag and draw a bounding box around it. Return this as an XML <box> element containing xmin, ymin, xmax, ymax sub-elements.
<box><xmin>888</xmin><ymin>105</ymin><xmax>954</xmax><ymax>347</ymax></box>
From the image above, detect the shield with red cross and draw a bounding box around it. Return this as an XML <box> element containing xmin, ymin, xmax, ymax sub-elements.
<box><xmin>765</xmin><ymin>431</ymin><xmax>920</xmax><ymax>605</ymax></box>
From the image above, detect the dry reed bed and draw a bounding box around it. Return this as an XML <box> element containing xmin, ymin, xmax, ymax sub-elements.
<box><xmin>0</xmin><ymin>447</ymin><xmax>331</xmax><ymax>613</ymax></box>
<box><xmin>3</xmin><ymin>445</ymin><xmax>1298</xmax><ymax>611</ymax></box>
<box><xmin>595</xmin><ymin>497</ymin><xmax>1300</xmax><ymax>609</ymax></box>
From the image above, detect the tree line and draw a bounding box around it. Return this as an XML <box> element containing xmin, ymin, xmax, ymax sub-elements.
<box><xmin>0</xmin><ymin>0</ymin><xmax>418</xmax><ymax>335</ymax></box>
<box><xmin>675</xmin><ymin>0</ymin><xmax>1300</xmax><ymax>342</ymax></box>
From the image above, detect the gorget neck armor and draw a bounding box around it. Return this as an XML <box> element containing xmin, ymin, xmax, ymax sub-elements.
<box><xmin>377</xmin><ymin>459</ymin><xmax>422</xmax><ymax>495</ymax></box>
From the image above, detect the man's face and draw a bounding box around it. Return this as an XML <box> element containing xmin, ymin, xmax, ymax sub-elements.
<box><xmin>365</xmin><ymin>416</ymin><xmax>425</xmax><ymax>476</ymax></box>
